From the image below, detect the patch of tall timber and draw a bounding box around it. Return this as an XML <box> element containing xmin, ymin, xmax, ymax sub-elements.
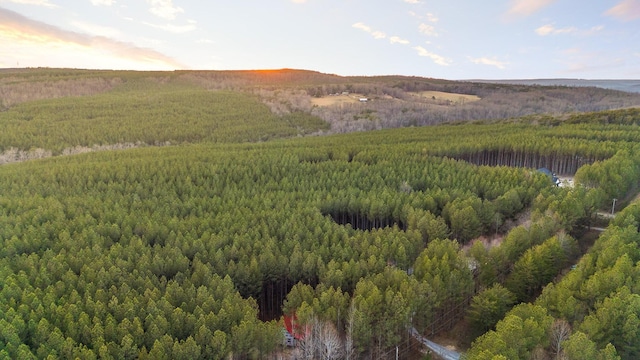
<box><xmin>450</xmin><ymin>148</ymin><xmax>601</xmax><ymax>175</ymax></box>
<box><xmin>323</xmin><ymin>210</ymin><xmax>406</xmax><ymax>232</ymax></box>
<box><xmin>319</xmin><ymin>196</ymin><xmax>408</xmax><ymax>232</ymax></box>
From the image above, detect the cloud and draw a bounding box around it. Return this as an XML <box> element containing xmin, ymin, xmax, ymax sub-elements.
<box><xmin>418</xmin><ymin>23</ymin><xmax>438</xmax><ymax>37</ymax></box>
<box><xmin>0</xmin><ymin>7</ymin><xmax>185</xmax><ymax>69</ymax></box>
<box><xmin>413</xmin><ymin>46</ymin><xmax>450</xmax><ymax>66</ymax></box>
<box><xmin>535</xmin><ymin>24</ymin><xmax>576</xmax><ymax>36</ymax></box>
<box><xmin>90</xmin><ymin>0</ymin><xmax>115</xmax><ymax>6</ymax></box>
<box><xmin>352</xmin><ymin>22</ymin><xmax>370</xmax><ymax>32</ymax></box>
<box><xmin>146</xmin><ymin>0</ymin><xmax>184</xmax><ymax>20</ymax></box>
<box><xmin>352</xmin><ymin>22</ymin><xmax>386</xmax><ymax>39</ymax></box>
<box><xmin>469</xmin><ymin>57</ymin><xmax>508</xmax><ymax>69</ymax></box>
<box><xmin>352</xmin><ymin>22</ymin><xmax>375</xmax><ymax>35</ymax></box>
<box><xmin>409</xmin><ymin>11</ymin><xmax>439</xmax><ymax>23</ymax></box>
<box><xmin>371</xmin><ymin>30</ymin><xmax>386</xmax><ymax>39</ymax></box>
<box><xmin>353</xmin><ymin>22</ymin><xmax>411</xmax><ymax>45</ymax></box>
<box><xmin>4</xmin><ymin>0</ymin><xmax>57</xmax><ymax>8</ymax></box>
<box><xmin>404</xmin><ymin>0</ymin><xmax>421</xmax><ymax>3</ymax></box>
<box><xmin>535</xmin><ymin>24</ymin><xmax>604</xmax><ymax>36</ymax></box>
<box><xmin>291</xmin><ymin>0</ymin><xmax>308</xmax><ymax>3</ymax></box>
<box><xmin>505</xmin><ymin>0</ymin><xmax>556</xmax><ymax>18</ymax></box>
<box><xmin>389</xmin><ymin>36</ymin><xmax>409</xmax><ymax>45</ymax></box>
<box><xmin>605</xmin><ymin>0</ymin><xmax>640</xmax><ymax>21</ymax></box>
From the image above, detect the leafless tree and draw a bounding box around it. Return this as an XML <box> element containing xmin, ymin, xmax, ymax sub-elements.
<box><xmin>344</xmin><ymin>301</ymin><xmax>356</xmax><ymax>360</ymax></box>
<box><xmin>296</xmin><ymin>327</ymin><xmax>317</xmax><ymax>360</ymax></box>
<box><xmin>320</xmin><ymin>321</ymin><xmax>343</xmax><ymax>360</ymax></box>
<box><xmin>295</xmin><ymin>316</ymin><xmax>344</xmax><ymax>360</ymax></box>
<box><xmin>550</xmin><ymin>319</ymin><xmax>572</xmax><ymax>360</ymax></box>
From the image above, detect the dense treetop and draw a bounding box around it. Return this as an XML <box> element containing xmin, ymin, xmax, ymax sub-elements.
<box><xmin>2</xmin><ymin>68</ymin><xmax>640</xmax><ymax>359</ymax></box>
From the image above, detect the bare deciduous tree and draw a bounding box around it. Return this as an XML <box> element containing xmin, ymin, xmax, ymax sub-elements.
<box><xmin>295</xmin><ymin>316</ymin><xmax>344</xmax><ymax>360</ymax></box>
<box><xmin>550</xmin><ymin>318</ymin><xmax>571</xmax><ymax>360</ymax></box>
<box><xmin>344</xmin><ymin>301</ymin><xmax>356</xmax><ymax>360</ymax></box>
<box><xmin>320</xmin><ymin>321</ymin><xmax>343</xmax><ymax>360</ymax></box>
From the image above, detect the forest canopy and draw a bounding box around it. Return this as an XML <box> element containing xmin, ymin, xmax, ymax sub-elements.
<box><xmin>1</xmin><ymin>68</ymin><xmax>640</xmax><ymax>359</ymax></box>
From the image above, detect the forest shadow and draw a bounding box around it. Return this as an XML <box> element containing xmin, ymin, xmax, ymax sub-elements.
<box><xmin>323</xmin><ymin>210</ymin><xmax>406</xmax><ymax>232</ymax></box>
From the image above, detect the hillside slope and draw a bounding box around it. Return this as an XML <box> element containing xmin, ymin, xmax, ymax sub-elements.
<box><xmin>2</xmin><ymin>68</ymin><xmax>639</xmax><ymax>139</ymax></box>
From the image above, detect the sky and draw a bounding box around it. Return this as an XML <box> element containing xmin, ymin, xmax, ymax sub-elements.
<box><xmin>0</xmin><ymin>0</ymin><xmax>639</xmax><ymax>79</ymax></box>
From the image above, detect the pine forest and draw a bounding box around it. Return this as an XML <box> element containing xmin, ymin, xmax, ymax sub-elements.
<box><xmin>2</xmin><ymin>69</ymin><xmax>640</xmax><ymax>359</ymax></box>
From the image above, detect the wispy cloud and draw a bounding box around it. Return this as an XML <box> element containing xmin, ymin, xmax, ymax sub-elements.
<box><xmin>352</xmin><ymin>22</ymin><xmax>412</xmax><ymax>45</ymax></box>
<box><xmin>291</xmin><ymin>0</ymin><xmax>308</xmax><ymax>3</ymax></box>
<box><xmin>535</xmin><ymin>24</ymin><xmax>603</xmax><ymax>36</ymax></box>
<box><xmin>469</xmin><ymin>57</ymin><xmax>508</xmax><ymax>69</ymax></box>
<box><xmin>372</xmin><ymin>30</ymin><xmax>386</xmax><ymax>39</ymax></box>
<box><xmin>413</xmin><ymin>46</ymin><xmax>450</xmax><ymax>66</ymax></box>
<box><xmin>389</xmin><ymin>36</ymin><xmax>410</xmax><ymax>45</ymax></box>
<box><xmin>535</xmin><ymin>24</ymin><xmax>576</xmax><ymax>36</ymax></box>
<box><xmin>146</xmin><ymin>0</ymin><xmax>183</xmax><ymax>20</ymax></box>
<box><xmin>505</xmin><ymin>0</ymin><xmax>556</xmax><ymax>18</ymax></box>
<box><xmin>5</xmin><ymin>0</ymin><xmax>57</xmax><ymax>8</ymax></box>
<box><xmin>409</xmin><ymin>11</ymin><xmax>439</xmax><ymax>23</ymax></box>
<box><xmin>0</xmin><ymin>7</ymin><xmax>185</xmax><ymax>69</ymax></box>
<box><xmin>404</xmin><ymin>0</ymin><xmax>421</xmax><ymax>4</ymax></box>
<box><xmin>90</xmin><ymin>0</ymin><xmax>115</xmax><ymax>6</ymax></box>
<box><xmin>583</xmin><ymin>25</ymin><xmax>605</xmax><ymax>35</ymax></box>
<box><xmin>605</xmin><ymin>0</ymin><xmax>640</xmax><ymax>21</ymax></box>
<box><xmin>352</xmin><ymin>22</ymin><xmax>386</xmax><ymax>40</ymax></box>
<box><xmin>352</xmin><ymin>22</ymin><xmax>371</xmax><ymax>32</ymax></box>
<box><xmin>418</xmin><ymin>23</ymin><xmax>438</xmax><ymax>37</ymax></box>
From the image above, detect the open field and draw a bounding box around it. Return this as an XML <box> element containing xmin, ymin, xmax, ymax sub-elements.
<box><xmin>309</xmin><ymin>90</ymin><xmax>481</xmax><ymax>108</ymax></box>
<box><xmin>414</xmin><ymin>90</ymin><xmax>481</xmax><ymax>104</ymax></box>
<box><xmin>310</xmin><ymin>93</ymin><xmax>368</xmax><ymax>107</ymax></box>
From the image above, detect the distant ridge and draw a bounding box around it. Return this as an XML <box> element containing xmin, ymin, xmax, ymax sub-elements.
<box><xmin>469</xmin><ymin>79</ymin><xmax>640</xmax><ymax>93</ymax></box>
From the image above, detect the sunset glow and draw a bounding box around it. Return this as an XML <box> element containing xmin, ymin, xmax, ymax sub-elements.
<box><xmin>0</xmin><ymin>1</ymin><xmax>638</xmax><ymax>78</ymax></box>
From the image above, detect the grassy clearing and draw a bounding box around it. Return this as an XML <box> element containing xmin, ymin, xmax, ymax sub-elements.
<box><xmin>414</xmin><ymin>90</ymin><xmax>481</xmax><ymax>104</ymax></box>
<box><xmin>311</xmin><ymin>93</ymin><xmax>368</xmax><ymax>107</ymax></box>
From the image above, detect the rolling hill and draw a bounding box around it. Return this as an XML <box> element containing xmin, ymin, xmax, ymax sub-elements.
<box><xmin>1</xmin><ymin>68</ymin><xmax>640</xmax><ymax>359</ymax></box>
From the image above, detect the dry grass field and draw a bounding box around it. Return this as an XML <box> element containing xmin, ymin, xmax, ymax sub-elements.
<box><xmin>415</xmin><ymin>90</ymin><xmax>481</xmax><ymax>104</ymax></box>
<box><xmin>310</xmin><ymin>90</ymin><xmax>480</xmax><ymax>108</ymax></box>
<box><xmin>311</xmin><ymin>93</ymin><xmax>368</xmax><ymax>106</ymax></box>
